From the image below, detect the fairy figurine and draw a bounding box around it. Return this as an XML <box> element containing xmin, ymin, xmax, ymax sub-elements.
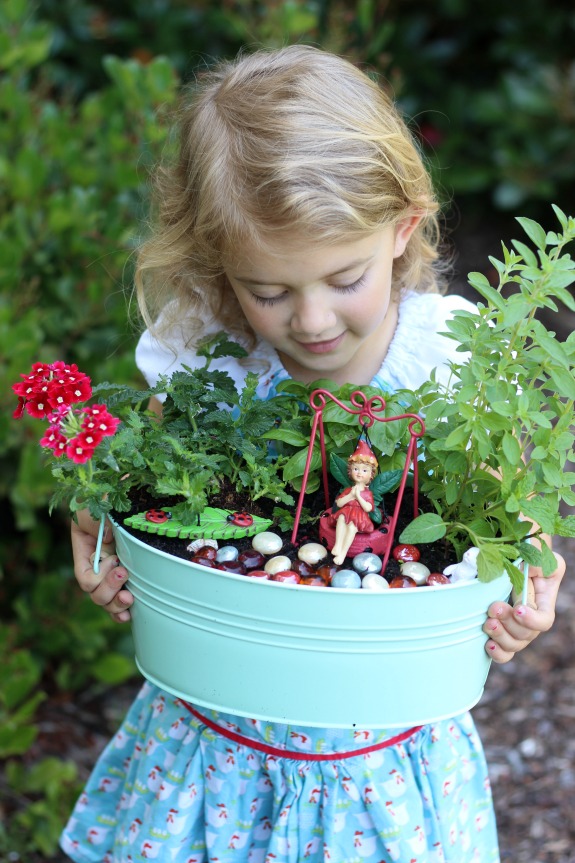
<box><xmin>326</xmin><ymin>439</ymin><xmax>379</xmax><ymax>565</ymax></box>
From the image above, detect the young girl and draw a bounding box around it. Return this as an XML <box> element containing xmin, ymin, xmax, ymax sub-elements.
<box><xmin>64</xmin><ymin>45</ymin><xmax>564</xmax><ymax>863</ymax></box>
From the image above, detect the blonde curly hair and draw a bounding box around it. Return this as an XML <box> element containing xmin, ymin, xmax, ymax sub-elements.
<box><xmin>135</xmin><ymin>45</ymin><xmax>444</xmax><ymax>348</ymax></box>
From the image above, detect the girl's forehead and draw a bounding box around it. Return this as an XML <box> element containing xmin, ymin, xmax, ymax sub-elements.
<box><xmin>222</xmin><ymin>226</ymin><xmax>396</xmax><ymax>273</ymax></box>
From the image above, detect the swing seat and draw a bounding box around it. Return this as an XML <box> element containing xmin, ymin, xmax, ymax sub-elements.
<box><xmin>318</xmin><ymin>509</ymin><xmax>391</xmax><ymax>559</ymax></box>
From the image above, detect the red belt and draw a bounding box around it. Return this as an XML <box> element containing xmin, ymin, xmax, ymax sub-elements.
<box><xmin>180</xmin><ymin>700</ymin><xmax>422</xmax><ymax>762</ymax></box>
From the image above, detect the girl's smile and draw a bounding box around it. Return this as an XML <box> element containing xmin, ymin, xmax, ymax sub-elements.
<box><xmin>224</xmin><ymin>218</ymin><xmax>419</xmax><ymax>385</ymax></box>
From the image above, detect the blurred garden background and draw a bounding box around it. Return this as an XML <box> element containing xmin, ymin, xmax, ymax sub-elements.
<box><xmin>1</xmin><ymin>0</ymin><xmax>574</xmax><ymax>859</ymax></box>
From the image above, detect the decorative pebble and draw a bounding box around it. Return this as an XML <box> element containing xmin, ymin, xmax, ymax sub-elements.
<box><xmin>290</xmin><ymin>559</ymin><xmax>316</xmax><ymax>578</ymax></box>
<box><xmin>187</xmin><ymin>538</ymin><xmax>218</xmax><ymax>554</ymax></box>
<box><xmin>392</xmin><ymin>544</ymin><xmax>421</xmax><ymax>562</ymax></box>
<box><xmin>246</xmin><ymin>569</ymin><xmax>270</xmax><ymax>580</ymax></box>
<box><xmin>217</xmin><ymin>560</ymin><xmax>247</xmax><ymax>575</ymax></box>
<box><xmin>264</xmin><ymin>555</ymin><xmax>292</xmax><ymax>575</ymax></box>
<box><xmin>216</xmin><ymin>545</ymin><xmax>239</xmax><ymax>563</ymax></box>
<box><xmin>389</xmin><ymin>575</ymin><xmax>418</xmax><ymax>588</ymax></box>
<box><xmin>352</xmin><ymin>552</ymin><xmax>382</xmax><ymax>574</ymax></box>
<box><xmin>191</xmin><ymin>544</ymin><xmax>217</xmax><ymax>561</ymax></box>
<box><xmin>192</xmin><ymin>555</ymin><xmax>216</xmax><ymax>568</ymax></box>
<box><xmin>316</xmin><ymin>563</ymin><xmax>338</xmax><ymax>584</ymax></box>
<box><xmin>361</xmin><ymin>572</ymin><xmax>390</xmax><ymax>591</ymax></box>
<box><xmin>426</xmin><ymin>572</ymin><xmax>450</xmax><ymax>586</ymax></box>
<box><xmin>331</xmin><ymin>569</ymin><xmax>362</xmax><ymax>589</ymax></box>
<box><xmin>270</xmin><ymin>571</ymin><xmax>301</xmax><ymax>584</ymax></box>
<box><xmin>300</xmin><ymin>576</ymin><xmax>328</xmax><ymax>587</ymax></box>
<box><xmin>238</xmin><ymin>549</ymin><xmax>266</xmax><ymax>570</ymax></box>
<box><xmin>298</xmin><ymin>542</ymin><xmax>328</xmax><ymax>565</ymax></box>
<box><xmin>399</xmin><ymin>561</ymin><xmax>430</xmax><ymax>585</ymax></box>
<box><xmin>252</xmin><ymin>531</ymin><xmax>283</xmax><ymax>555</ymax></box>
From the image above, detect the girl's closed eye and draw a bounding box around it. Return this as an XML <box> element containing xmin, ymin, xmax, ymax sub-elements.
<box><xmin>332</xmin><ymin>274</ymin><xmax>368</xmax><ymax>294</ymax></box>
<box><xmin>252</xmin><ymin>292</ymin><xmax>287</xmax><ymax>307</ymax></box>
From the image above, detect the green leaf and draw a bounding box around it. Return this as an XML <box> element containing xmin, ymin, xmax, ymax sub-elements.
<box><xmin>443</xmin><ymin>451</ymin><xmax>468</xmax><ymax>474</ymax></box>
<box><xmin>518</xmin><ymin>542</ymin><xmax>543</xmax><ymax>567</ymax></box>
<box><xmin>503</xmin><ymin>560</ymin><xmax>525</xmax><ymax>595</ymax></box>
<box><xmin>329</xmin><ymin>453</ymin><xmax>350</xmax><ymax>487</ymax></box>
<box><xmin>264</xmin><ymin>428</ymin><xmax>310</xmax><ymax>447</ymax></box>
<box><xmin>519</xmin><ymin>497</ymin><xmax>557</xmax><ymax>535</ymax></box>
<box><xmin>541</xmin><ymin>462</ymin><xmax>564</xmax><ymax>489</ymax></box>
<box><xmin>369</xmin><ymin>469</ymin><xmax>404</xmax><ymax>498</ymax></box>
<box><xmin>516</xmin><ymin>217</ymin><xmax>547</xmax><ymax>250</ymax></box>
<box><xmin>502</xmin><ymin>433</ymin><xmax>521</xmax><ymax>465</ymax></box>
<box><xmin>467</xmin><ymin>272</ymin><xmax>505</xmax><ymax>309</ymax></box>
<box><xmin>510</xmin><ymin>239</ymin><xmax>539</xmax><ymax>268</ymax></box>
<box><xmin>504</xmin><ymin>494</ymin><xmax>521</xmax><ymax>513</ymax></box>
<box><xmin>549</xmin><ymin>367</ymin><xmax>575</xmax><ymax>400</ymax></box>
<box><xmin>554</xmin><ymin>515</ymin><xmax>575</xmax><ymax>538</ymax></box>
<box><xmin>476</xmin><ymin>546</ymin><xmax>505</xmax><ymax>583</ymax></box>
<box><xmin>282</xmin><ymin>447</ymin><xmax>322</xmax><ymax>485</ymax></box>
<box><xmin>399</xmin><ymin>512</ymin><xmax>447</xmax><ymax>544</ymax></box>
<box><xmin>540</xmin><ymin>539</ymin><xmax>558</xmax><ymax>577</ymax></box>
<box><xmin>444</xmin><ymin>424</ymin><xmax>470</xmax><ymax>449</ymax></box>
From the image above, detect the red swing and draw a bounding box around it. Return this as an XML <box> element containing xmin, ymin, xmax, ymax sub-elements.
<box><xmin>291</xmin><ymin>388</ymin><xmax>425</xmax><ymax>574</ymax></box>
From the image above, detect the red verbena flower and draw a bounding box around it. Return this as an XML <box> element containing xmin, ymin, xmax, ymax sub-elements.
<box><xmin>65</xmin><ymin>433</ymin><xmax>97</xmax><ymax>464</ymax></box>
<box><xmin>48</xmin><ymin>376</ymin><xmax>92</xmax><ymax>409</ymax></box>
<box><xmin>82</xmin><ymin>405</ymin><xmax>121</xmax><ymax>438</ymax></box>
<box><xmin>13</xmin><ymin>398</ymin><xmax>25</xmax><ymax>419</ymax></box>
<box><xmin>40</xmin><ymin>426</ymin><xmax>68</xmax><ymax>454</ymax></box>
<box><xmin>12</xmin><ymin>362</ymin><xmax>92</xmax><ymax>418</ymax></box>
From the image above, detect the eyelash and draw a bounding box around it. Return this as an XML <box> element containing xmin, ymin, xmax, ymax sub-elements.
<box><xmin>333</xmin><ymin>274</ymin><xmax>367</xmax><ymax>294</ymax></box>
<box><xmin>251</xmin><ymin>274</ymin><xmax>367</xmax><ymax>307</ymax></box>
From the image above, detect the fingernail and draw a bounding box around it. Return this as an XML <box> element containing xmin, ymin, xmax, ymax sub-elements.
<box><xmin>488</xmin><ymin>643</ymin><xmax>496</xmax><ymax>651</ymax></box>
<box><xmin>116</xmin><ymin>570</ymin><xmax>127</xmax><ymax>580</ymax></box>
<box><xmin>489</xmin><ymin>621</ymin><xmax>498</xmax><ymax>632</ymax></box>
<box><xmin>514</xmin><ymin>606</ymin><xmax>526</xmax><ymax>617</ymax></box>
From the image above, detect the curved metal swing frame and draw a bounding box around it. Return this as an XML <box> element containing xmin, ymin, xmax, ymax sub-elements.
<box><xmin>291</xmin><ymin>388</ymin><xmax>426</xmax><ymax>574</ymax></box>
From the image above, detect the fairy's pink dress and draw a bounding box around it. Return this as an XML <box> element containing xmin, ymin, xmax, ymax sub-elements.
<box><xmin>326</xmin><ymin>486</ymin><xmax>375</xmax><ymax>533</ymax></box>
<box><xmin>61</xmin><ymin>293</ymin><xmax>501</xmax><ymax>863</ymax></box>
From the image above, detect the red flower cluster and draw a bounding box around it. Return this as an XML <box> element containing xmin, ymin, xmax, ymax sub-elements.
<box><xmin>13</xmin><ymin>362</ymin><xmax>120</xmax><ymax>464</ymax></box>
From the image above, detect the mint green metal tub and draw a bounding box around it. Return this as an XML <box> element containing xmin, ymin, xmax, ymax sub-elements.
<box><xmin>113</xmin><ymin>520</ymin><xmax>512</xmax><ymax>728</ymax></box>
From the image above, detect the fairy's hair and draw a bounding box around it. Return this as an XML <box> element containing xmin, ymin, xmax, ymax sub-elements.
<box><xmin>135</xmin><ymin>44</ymin><xmax>444</xmax><ymax>347</ymax></box>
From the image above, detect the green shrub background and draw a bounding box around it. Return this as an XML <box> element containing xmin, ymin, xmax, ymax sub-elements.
<box><xmin>1</xmin><ymin>0</ymin><xmax>573</xmax><ymax>857</ymax></box>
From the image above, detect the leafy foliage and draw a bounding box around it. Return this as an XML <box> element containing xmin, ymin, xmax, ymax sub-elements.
<box><xmin>398</xmin><ymin>209</ymin><xmax>575</xmax><ymax>589</ymax></box>
<box><xmin>17</xmin><ymin>334</ymin><xmax>296</xmax><ymax>525</ymax></box>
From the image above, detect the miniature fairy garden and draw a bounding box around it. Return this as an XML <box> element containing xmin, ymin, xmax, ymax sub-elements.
<box><xmin>12</xmin><ymin>211</ymin><xmax>575</xmax><ymax>597</ymax></box>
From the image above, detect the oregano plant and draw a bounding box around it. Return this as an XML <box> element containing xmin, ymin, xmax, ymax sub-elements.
<box><xmin>398</xmin><ymin>207</ymin><xmax>575</xmax><ymax>590</ymax></box>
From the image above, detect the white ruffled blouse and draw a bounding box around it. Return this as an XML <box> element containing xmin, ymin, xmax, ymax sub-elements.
<box><xmin>135</xmin><ymin>291</ymin><xmax>477</xmax><ymax>398</ymax></box>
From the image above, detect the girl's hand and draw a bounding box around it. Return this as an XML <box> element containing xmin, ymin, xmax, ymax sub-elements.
<box><xmin>71</xmin><ymin>511</ymin><xmax>133</xmax><ymax>623</ymax></box>
<box><xmin>483</xmin><ymin>553</ymin><xmax>565</xmax><ymax>663</ymax></box>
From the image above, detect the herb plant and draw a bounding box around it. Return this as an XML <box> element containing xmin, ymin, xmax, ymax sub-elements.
<box><xmin>398</xmin><ymin>208</ymin><xmax>575</xmax><ymax>588</ymax></box>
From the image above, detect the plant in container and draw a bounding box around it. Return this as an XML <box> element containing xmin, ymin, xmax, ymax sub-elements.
<box><xmin>12</xmin><ymin>211</ymin><xmax>575</xmax><ymax>727</ymax></box>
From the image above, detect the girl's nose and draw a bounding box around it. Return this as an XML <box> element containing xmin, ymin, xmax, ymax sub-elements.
<box><xmin>290</xmin><ymin>293</ymin><xmax>337</xmax><ymax>336</ymax></box>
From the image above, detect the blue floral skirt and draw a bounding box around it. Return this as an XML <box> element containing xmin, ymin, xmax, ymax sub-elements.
<box><xmin>61</xmin><ymin>682</ymin><xmax>499</xmax><ymax>862</ymax></box>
